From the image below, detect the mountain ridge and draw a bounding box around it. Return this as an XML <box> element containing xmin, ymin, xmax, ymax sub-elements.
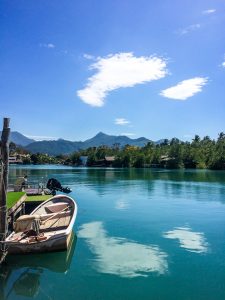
<box><xmin>0</xmin><ymin>131</ymin><xmax>35</xmax><ymax>146</ymax></box>
<box><xmin>7</xmin><ymin>131</ymin><xmax>165</xmax><ymax>155</ymax></box>
<box><xmin>25</xmin><ymin>132</ymin><xmax>153</xmax><ymax>155</ymax></box>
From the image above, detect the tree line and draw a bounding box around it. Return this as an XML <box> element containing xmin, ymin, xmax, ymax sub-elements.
<box><xmin>66</xmin><ymin>132</ymin><xmax>225</xmax><ymax>170</ymax></box>
<box><xmin>8</xmin><ymin>133</ymin><xmax>225</xmax><ymax>170</ymax></box>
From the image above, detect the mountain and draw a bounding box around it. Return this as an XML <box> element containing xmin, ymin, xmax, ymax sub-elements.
<box><xmin>84</xmin><ymin>132</ymin><xmax>150</xmax><ymax>148</ymax></box>
<box><xmin>26</xmin><ymin>139</ymin><xmax>83</xmax><ymax>156</ymax></box>
<box><xmin>25</xmin><ymin>132</ymin><xmax>152</xmax><ymax>155</ymax></box>
<box><xmin>155</xmin><ymin>139</ymin><xmax>166</xmax><ymax>145</ymax></box>
<box><xmin>0</xmin><ymin>131</ymin><xmax>35</xmax><ymax>146</ymax></box>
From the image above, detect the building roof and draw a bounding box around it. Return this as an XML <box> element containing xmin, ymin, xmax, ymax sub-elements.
<box><xmin>105</xmin><ymin>156</ymin><xmax>115</xmax><ymax>161</ymax></box>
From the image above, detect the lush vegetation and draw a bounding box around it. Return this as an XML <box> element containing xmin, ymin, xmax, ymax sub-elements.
<box><xmin>9</xmin><ymin>142</ymin><xmax>61</xmax><ymax>164</ymax></box>
<box><xmin>9</xmin><ymin>133</ymin><xmax>225</xmax><ymax>170</ymax></box>
<box><xmin>65</xmin><ymin>133</ymin><xmax>225</xmax><ymax>170</ymax></box>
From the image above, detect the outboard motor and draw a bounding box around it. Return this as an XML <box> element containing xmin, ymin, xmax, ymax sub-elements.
<box><xmin>46</xmin><ymin>178</ymin><xmax>72</xmax><ymax>196</ymax></box>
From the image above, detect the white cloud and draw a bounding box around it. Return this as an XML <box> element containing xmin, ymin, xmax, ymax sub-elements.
<box><xmin>78</xmin><ymin>222</ymin><xmax>168</xmax><ymax>277</ymax></box>
<box><xmin>77</xmin><ymin>52</ymin><xmax>168</xmax><ymax>107</ymax></box>
<box><xmin>115</xmin><ymin>118</ymin><xmax>130</xmax><ymax>125</ymax></box>
<box><xmin>220</xmin><ymin>54</ymin><xmax>225</xmax><ymax>68</ymax></box>
<box><xmin>160</xmin><ymin>77</ymin><xmax>208</xmax><ymax>100</ymax></box>
<box><xmin>46</xmin><ymin>43</ymin><xmax>55</xmax><ymax>48</ymax></box>
<box><xmin>202</xmin><ymin>9</ymin><xmax>216</xmax><ymax>14</ymax></box>
<box><xmin>163</xmin><ymin>227</ymin><xmax>208</xmax><ymax>253</ymax></box>
<box><xmin>39</xmin><ymin>43</ymin><xmax>55</xmax><ymax>49</ymax></box>
<box><xmin>178</xmin><ymin>24</ymin><xmax>201</xmax><ymax>35</ymax></box>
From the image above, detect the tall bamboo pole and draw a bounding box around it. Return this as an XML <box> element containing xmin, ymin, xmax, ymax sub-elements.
<box><xmin>0</xmin><ymin>118</ymin><xmax>10</xmax><ymax>263</ymax></box>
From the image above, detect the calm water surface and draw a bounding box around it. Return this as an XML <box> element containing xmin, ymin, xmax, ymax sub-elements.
<box><xmin>1</xmin><ymin>165</ymin><xmax>225</xmax><ymax>300</ymax></box>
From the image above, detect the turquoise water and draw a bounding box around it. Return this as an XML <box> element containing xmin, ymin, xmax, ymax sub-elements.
<box><xmin>1</xmin><ymin>166</ymin><xmax>225</xmax><ymax>299</ymax></box>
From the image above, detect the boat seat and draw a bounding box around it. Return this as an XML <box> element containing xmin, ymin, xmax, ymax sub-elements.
<box><xmin>40</xmin><ymin>215</ymin><xmax>71</xmax><ymax>231</ymax></box>
<box><xmin>17</xmin><ymin>214</ymin><xmax>40</xmax><ymax>221</ymax></box>
<box><xmin>45</xmin><ymin>202</ymin><xmax>69</xmax><ymax>213</ymax></box>
<box><xmin>14</xmin><ymin>215</ymin><xmax>41</xmax><ymax>233</ymax></box>
<box><xmin>39</xmin><ymin>211</ymin><xmax>71</xmax><ymax>221</ymax></box>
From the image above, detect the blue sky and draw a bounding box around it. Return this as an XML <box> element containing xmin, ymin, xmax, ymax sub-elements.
<box><xmin>0</xmin><ymin>0</ymin><xmax>224</xmax><ymax>141</ymax></box>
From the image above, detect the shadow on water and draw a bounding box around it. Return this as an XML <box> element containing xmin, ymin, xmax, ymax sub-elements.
<box><xmin>0</xmin><ymin>232</ymin><xmax>77</xmax><ymax>299</ymax></box>
<box><xmin>83</xmin><ymin>168</ymin><xmax>225</xmax><ymax>184</ymax></box>
<box><xmin>9</xmin><ymin>166</ymin><xmax>225</xmax><ymax>204</ymax></box>
<box><xmin>9</xmin><ymin>165</ymin><xmax>225</xmax><ymax>184</ymax></box>
<box><xmin>74</xmin><ymin>169</ymin><xmax>225</xmax><ymax>202</ymax></box>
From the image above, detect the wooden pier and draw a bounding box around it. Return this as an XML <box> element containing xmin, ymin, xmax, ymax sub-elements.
<box><xmin>7</xmin><ymin>194</ymin><xmax>26</xmax><ymax>230</ymax></box>
<box><xmin>6</xmin><ymin>193</ymin><xmax>51</xmax><ymax>229</ymax></box>
<box><xmin>0</xmin><ymin>118</ymin><xmax>10</xmax><ymax>264</ymax></box>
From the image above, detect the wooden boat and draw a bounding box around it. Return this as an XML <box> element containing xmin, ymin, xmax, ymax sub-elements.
<box><xmin>5</xmin><ymin>195</ymin><xmax>77</xmax><ymax>254</ymax></box>
<box><xmin>5</xmin><ymin>232</ymin><xmax>77</xmax><ymax>272</ymax></box>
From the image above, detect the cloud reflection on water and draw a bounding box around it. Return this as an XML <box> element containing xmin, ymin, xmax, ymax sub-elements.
<box><xmin>163</xmin><ymin>227</ymin><xmax>208</xmax><ymax>253</ymax></box>
<box><xmin>78</xmin><ymin>222</ymin><xmax>168</xmax><ymax>278</ymax></box>
<box><xmin>115</xmin><ymin>198</ymin><xmax>130</xmax><ymax>210</ymax></box>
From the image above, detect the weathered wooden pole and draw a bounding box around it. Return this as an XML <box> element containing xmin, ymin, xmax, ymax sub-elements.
<box><xmin>0</xmin><ymin>118</ymin><xmax>10</xmax><ymax>264</ymax></box>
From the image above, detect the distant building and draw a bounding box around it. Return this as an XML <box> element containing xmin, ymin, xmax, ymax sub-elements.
<box><xmin>9</xmin><ymin>155</ymin><xmax>22</xmax><ymax>164</ymax></box>
<box><xmin>9</xmin><ymin>156</ymin><xmax>17</xmax><ymax>163</ymax></box>
<box><xmin>160</xmin><ymin>155</ymin><xmax>171</xmax><ymax>162</ymax></box>
<box><xmin>104</xmin><ymin>156</ymin><xmax>115</xmax><ymax>167</ymax></box>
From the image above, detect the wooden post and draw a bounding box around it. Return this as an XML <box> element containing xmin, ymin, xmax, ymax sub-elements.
<box><xmin>0</xmin><ymin>118</ymin><xmax>10</xmax><ymax>263</ymax></box>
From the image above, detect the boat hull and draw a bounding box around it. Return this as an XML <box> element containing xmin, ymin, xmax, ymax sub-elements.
<box><xmin>7</xmin><ymin>231</ymin><xmax>73</xmax><ymax>254</ymax></box>
<box><xmin>5</xmin><ymin>194</ymin><xmax>77</xmax><ymax>254</ymax></box>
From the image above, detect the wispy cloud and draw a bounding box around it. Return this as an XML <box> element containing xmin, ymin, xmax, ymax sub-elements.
<box><xmin>25</xmin><ymin>135</ymin><xmax>58</xmax><ymax>141</ymax></box>
<box><xmin>202</xmin><ymin>9</ymin><xmax>216</xmax><ymax>15</ymax></box>
<box><xmin>77</xmin><ymin>52</ymin><xmax>168</xmax><ymax>107</ymax></box>
<box><xmin>160</xmin><ymin>77</ymin><xmax>208</xmax><ymax>100</ymax></box>
<box><xmin>39</xmin><ymin>43</ymin><xmax>55</xmax><ymax>49</ymax></box>
<box><xmin>115</xmin><ymin>118</ymin><xmax>130</xmax><ymax>125</ymax></box>
<box><xmin>177</xmin><ymin>24</ymin><xmax>201</xmax><ymax>35</ymax></box>
<box><xmin>221</xmin><ymin>55</ymin><xmax>225</xmax><ymax>68</ymax></box>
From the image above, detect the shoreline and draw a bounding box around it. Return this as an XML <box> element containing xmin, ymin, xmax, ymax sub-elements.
<box><xmin>8</xmin><ymin>163</ymin><xmax>225</xmax><ymax>171</ymax></box>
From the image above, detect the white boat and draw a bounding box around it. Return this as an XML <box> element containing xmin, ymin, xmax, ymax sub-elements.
<box><xmin>5</xmin><ymin>195</ymin><xmax>77</xmax><ymax>254</ymax></box>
